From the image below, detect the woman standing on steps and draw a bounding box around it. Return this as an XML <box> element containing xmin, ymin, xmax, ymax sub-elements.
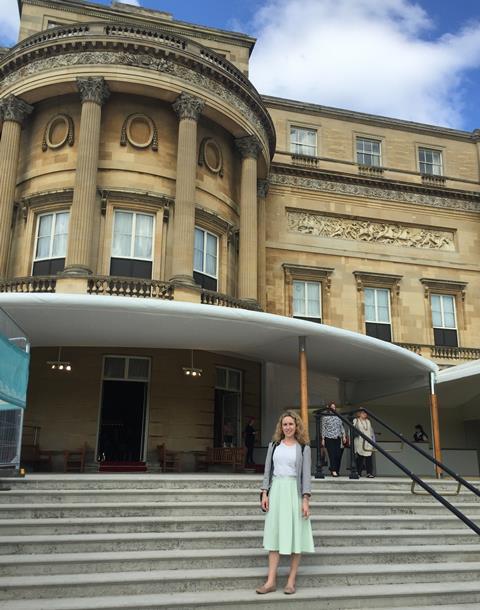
<box><xmin>256</xmin><ymin>410</ymin><xmax>314</xmax><ymax>596</ymax></box>
<box><xmin>353</xmin><ymin>409</ymin><xmax>376</xmax><ymax>477</ymax></box>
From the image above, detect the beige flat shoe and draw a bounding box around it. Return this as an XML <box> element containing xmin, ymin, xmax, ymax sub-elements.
<box><xmin>284</xmin><ymin>584</ymin><xmax>296</xmax><ymax>594</ymax></box>
<box><xmin>256</xmin><ymin>584</ymin><xmax>276</xmax><ymax>594</ymax></box>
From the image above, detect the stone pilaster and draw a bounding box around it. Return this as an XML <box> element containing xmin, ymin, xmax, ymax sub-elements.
<box><xmin>257</xmin><ymin>178</ymin><xmax>269</xmax><ymax>310</ymax></box>
<box><xmin>0</xmin><ymin>95</ymin><xmax>33</xmax><ymax>278</ymax></box>
<box><xmin>169</xmin><ymin>92</ymin><xmax>204</xmax><ymax>285</ymax></box>
<box><xmin>236</xmin><ymin>135</ymin><xmax>262</xmax><ymax>302</ymax></box>
<box><xmin>63</xmin><ymin>77</ymin><xmax>110</xmax><ymax>275</ymax></box>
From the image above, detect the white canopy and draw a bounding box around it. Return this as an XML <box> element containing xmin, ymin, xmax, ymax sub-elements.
<box><xmin>0</xmin><ymin>293</ymin><xmax>437</xmax><ymax>405</ymax></box>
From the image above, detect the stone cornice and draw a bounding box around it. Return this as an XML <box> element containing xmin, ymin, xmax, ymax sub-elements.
<box><xmin>20</xmin><ymin>0</ymin><xmax>256</xmax><ymax>50</ymax></box>
<box><xmin>0</xmin><ymin>25</ymin><xmax>275</xmax><ymax>158</ymax></box>
<box><xmin>263</xmin><ymin>95</ymin><xmax>477</xmax><ymax>142</ymax></box>
<box><xmin>270</xmin><ymin>164</ymin><xmax>480</xmax><ymax>213</ymax></box>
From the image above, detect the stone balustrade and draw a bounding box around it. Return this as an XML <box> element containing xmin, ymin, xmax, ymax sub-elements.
<box><xmin>201</xmin><ymin>289</ymin><xmax>262</xmax><ymax>311</ymax></box>
<box><xmin>87</xmin><ymin>276</ymin><xmax>174</xmax><ymax>300</ymax></box>
<box><xmin>395</xmin><ymin>342</ymin><xmax>480</xmax><ymax>361</ymax></box>
<box><xmin>0</xmin><ymin>276</ymin><xmax>57</xmax><ymax>293</ymax></box>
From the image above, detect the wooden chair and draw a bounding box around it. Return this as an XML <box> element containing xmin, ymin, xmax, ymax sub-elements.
<box><xmin>157</xmin><ymin>444</ymin><xmax>181</xmax><ymax>472</ymax></box>
<box><xmin>21</xmin><ymin>426</ymin><xmax>53</xmax><ymax>472</ymax></box>
<box><xmin>63</xmin><ymin>443</ymin><xmax>87</xmax><ymax>473</ymax></box>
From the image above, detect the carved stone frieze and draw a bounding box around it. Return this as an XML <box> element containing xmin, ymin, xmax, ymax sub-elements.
<box><xmin>0</xmin><ymin>94</ymin><xmax>33</xmax><ymax>124</ymax></box>
<box><xmin>271</xmin><ymin>172</ymin><xmax>480</xmax><ymax>213</ymax></box>
<box><xmin>172</xmin><ymin>92</ymin><xmax>204</xmax><ymax>122</ymax></box>
<box><xmin>257</xmin><ymin>179</ymin><xmax>269</xmax><ymax>199</ymax></box>
<box><xmin>235</xmin><ymin>135</ymin><xmax>261</xmax><ymax>160</ymax></box>
<box><xmin>0</xmin><ymin>50</ymin><xmax>270</xmax><ymax>155</ymax></box>
<box><xmin>76</xmin><ymin>76</ymin><xmax>110</xmax><ymax>105</ymax></box>
<box><xmin>287</xmin><ymin>210</ymin><xmax>455</xmax><ymax>251</ymax></box>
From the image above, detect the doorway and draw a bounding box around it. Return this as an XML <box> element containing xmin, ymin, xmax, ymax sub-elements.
<box><xmin>97</xmin><ymin>356</ymin><xmax>150</xmax><ymax>463</ymax></box>
<box><xmin>214</xmin><ymin>367</ymin><xmax>242</xmax><ymax>447</ymax></box>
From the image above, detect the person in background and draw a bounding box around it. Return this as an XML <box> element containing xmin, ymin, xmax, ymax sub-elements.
<box><xmin>244</xmin><ymin>417</ymin><xmax>256</xmax><ymax>466</ymax></box>
<box><xmin>321</xmin><ymin>401</ymin><xmax>346</xmax><ymax>477</ymax></box>
<box><xmin>413</xmin><ymin>424</ymin><xmax>428</xmax><ymax>443</ymax></box>
<box><xmin>353</xmin><ymin>409</ymin><xmax>375</xmax><ymax>478</ymax></box>
<box><xmin>223</xmin><ymin>421</ymin><xmax>234</xmax><ymax>447</ymax></box>
<box><xmin>257</xmin><ymin>410</ymin><xmax>314</xmax><ymax>595</ymax></box>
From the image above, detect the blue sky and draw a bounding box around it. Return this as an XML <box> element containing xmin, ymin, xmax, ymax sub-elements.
<box><xmin>2</xmin><ymin>0</ymin><xmax>480</xmax><ymax>131</ymax></box>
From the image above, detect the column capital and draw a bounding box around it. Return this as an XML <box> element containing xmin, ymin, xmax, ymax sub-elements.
<box><xmin>172</xmin><ymin>92</ymin><xmax>204</xmax><ymax>121</ymax></box>
<box><xmin>235</xmin><ymin>135</ymin><xmax>262</xmax><ymax>160</ymax></box>
<box><xmin>76</xmin><ymin>77</ymin><xmax>110</xmax><ymax>105</ymax></box>
<box><xmin>0</xmin><ymin>95</ymin><xmax>33</xmax><ymax>125</ymax></box>
<box><xmin>257</xmin><ymin>179</ymin><xmax>269</xmax><ymax>199</ymax></box>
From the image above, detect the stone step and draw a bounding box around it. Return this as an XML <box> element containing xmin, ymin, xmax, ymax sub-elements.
<box><xmin>1</xmin><ymin>544</ymin><xmax>480</xmax><ymax>576</ymax></box>
<box><xmin>1</xmin><ymin>513</ymin><xmax>477</xmax><ymax>535</ymax></box>
<box><xmin>1</xmin><ymin>528</ymin><xmax>476</xmax><ymax>555</ymax></box>
<box><xmin>1</xmin><ymin>488</ymin><xmax>478</xmax><ymax>504</ymax></box>
<box><xmin>1</xmin><ymin>562</ymin><xmax>480</xmax><ymax>601</ymax></box>
<box><xmin>2</xmin><ymin>581</ymin><xmax>480</xmax><ymax>610</ymax></box>
<box><xmin>3</xmin><ymin>500</ymin><xmax>479</xmax><ymax>519</ymax></box>
<box><xmin>2</xmin><ymin>474</ymin><xmax>473</xmax><ymax>492</ymax></box>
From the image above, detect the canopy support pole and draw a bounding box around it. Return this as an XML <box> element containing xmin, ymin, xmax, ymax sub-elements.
<box><xmin>299</xmin><ymin>336</ymin><xmax>309</xmax><ymax>437</ymax></box>
<box><xmin>429</xmin><ymin>372</ymin><xmax>442</xmax><ymax>479</ymax></box>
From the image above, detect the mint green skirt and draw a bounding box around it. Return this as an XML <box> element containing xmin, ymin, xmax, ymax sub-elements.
<box><xmin>262</xmin><ymin>476</ymin><xmax>315</xmax><ymax>555</ymax></box>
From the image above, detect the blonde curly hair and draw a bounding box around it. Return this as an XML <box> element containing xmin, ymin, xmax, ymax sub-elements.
<box><xmin>272</xmin><ymin>409</ymin><xmax>309</xmax><ymax>445</ymax></box>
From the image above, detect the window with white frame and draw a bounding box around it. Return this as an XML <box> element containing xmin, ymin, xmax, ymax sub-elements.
<box><xmin>431</xmin><ymin>294</ymin><xmax>458</xmax><ymax>347</ymax></box>
<box><xmin>292</xmin><ymin>280</ymin><xmax>322</xmax><ymax>323</ymax></box>
<box><xmin>110</xmin><ymin>210</ymin><xmax>154</xmax><ymax>279</ymax></box>
<box><xmin>194</xmin><ymin>226</ymin><xmax>218</xmax><ymax>291</ymax></box>
<box><xmin>290</xmin><ymin>126</ymin><xmax>317</xmax><ymax>157</ymax></box>
<box><xmin>356</xmin><ymin>137</ymin><xmax>381</xmax><ymax>167</ymax></box>
<box><xmin>419</xmin><ymin>147</ymin><xmax>443</xmax><ymax>176</ymax></box>
<box><xmin>365</xmin><ymin>287</ymin><xmax>392</xmax><ymax>342</ymax></box>
<box><xmin>33</xmin><ymin>211</ymin><xmax>69</xmax><ymax>276</ymax></box>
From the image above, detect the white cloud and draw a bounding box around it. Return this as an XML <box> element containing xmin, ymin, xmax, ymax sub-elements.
<box><xmin>249</xmin><ymin>0</ymin><xmax>480</xmax><ymax>128</ymax></box>
<box><xmin>117</xmin><ymin>0</ymin><xmax>141</xmax><ymax>6</ymax></box>
<box><xmin>0</xmin><ymin>0</ymin><xmax>20</xmax><ymax>46</ymax></box>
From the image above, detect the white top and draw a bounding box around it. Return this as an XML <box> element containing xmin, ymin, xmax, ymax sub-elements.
<box><xmin>273</xmin><ymin>442</ymin><xmax>297</xmax><ymax>477</ymax></box>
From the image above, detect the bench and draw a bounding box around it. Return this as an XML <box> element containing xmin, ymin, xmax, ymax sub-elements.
<box><xmin>202</xmin><ymin>447</ymin><xmax>245</xmax><ymax>472</ymax></box>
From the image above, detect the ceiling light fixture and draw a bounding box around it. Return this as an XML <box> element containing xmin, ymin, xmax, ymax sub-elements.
<box><xmin>47</xmin><ymin>347</ymin><xmax>72</xmax><ymax>372</ymax></box>
<box><xmin>182</xmin><ymin>349</ymin><xmax>203</xmax><ymax>378</ymax></box>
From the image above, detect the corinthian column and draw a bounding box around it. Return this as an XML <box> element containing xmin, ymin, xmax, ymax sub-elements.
<box><xmin>63</xmin><ymin>77</ymin><xmax>110</xmax><ymax>275</ymax></box>
<box><xmin>257</xmin><ymin>178</ymin><xmax>269</xmax><ymax>310</ymax></box>
<box><xmin>0</xmin><ymin>95</ymin><xmax>33</xmax><ymax>278</ymax></box>
<box><xmin>170</xmin><ymin>92</ymin><xmax>204</xmax><ymax>285</ymax></box>
<box><xmin>235</xmin><ymin>135</ymin><xmax>262</xmax><ymax>302</ymax></box>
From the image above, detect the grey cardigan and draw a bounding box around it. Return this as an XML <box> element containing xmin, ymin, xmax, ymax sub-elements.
<box><xmin>261</xmin><ymin>441</ymin><xmax>312</xmax><ymax>497</ymax></box>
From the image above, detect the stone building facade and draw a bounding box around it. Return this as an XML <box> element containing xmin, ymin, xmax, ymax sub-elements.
<box><xmin>1</xmin><ymin>0</ymin><xmax>479</xmax><ymax>468</ymax></box>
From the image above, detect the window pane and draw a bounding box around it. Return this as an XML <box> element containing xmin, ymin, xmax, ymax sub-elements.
<box><xmin>306</xmin><ymin>282</ymin><xmax>320</xmax><ymax>317</ymax></box>
<box><xmin>36</xmin><ymin>236</ymin><xmax>50</xmax><ymax>259</ymax></box>
<box><xmin>104</xmin><ymin>357</ymin><xmax>125</xmax><ymax>379</ymax></box>
<box><xmin>133</xmin><ymin>214</ymin><xmax>153</xmax><ymax>259</ymax></box>
<box><xmin>431</xmin><ymin>294</ymin><xmax>443</xmax><ymax>327</ymax></box>
<box><xmin>38</xmin><ymin>214</ymin><xmax>53</xmax><ymax>238</ymax></box>
<box><xmin>205</xmin><ymin>233</ymin><xmax>217</xmax><ymax>277</ymax></box>
<box><xmin>228</xmin><ymin>369</ymin><xmax>241</xmax><ymax>391</ymax></box>
<box><xmin>194</xmin><ymin>228</ymin><xmax>204</xmax><ymax>272</ymax></box>
<box><xmin>113</xmin><ymin>212</ymin><xmax>133</xmax><ymax>257</ymax></box>
<box><xmin>293</xmin><ymin>281</ymin><xmax>305</xmax><ymax>316</ymax></box>
<box><xmin>216</xmin><ymin>367</ymin><xmax>227</xmax><ymax>388</ymax></box>
<box><xmin>51</xmin><ymin>212</ymin><xmax>69</xmax><ymax>258</ymax></box>
<box><xmin>290</xmin><ymin>126</ymin><xmax>316</xmax><ymax>156</ymax></box>
<box><xmin>128</xmin><ymin>358</ymin><xmax>149</xmax><ymax>380</ymax></box>
<box><xmin>376</xmin><ymin>289</ymin><xmax>390</xmax><ymax>323</ymax></box>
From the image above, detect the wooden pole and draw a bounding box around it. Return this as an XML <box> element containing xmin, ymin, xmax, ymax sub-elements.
<box><xmin>429</xmin><ymin>372</ymin><xmax>442</xmax><ymax>479</ymax></box>
<box><xmin>299</xmin><ymin>336</ymin><xmax>309</xmax><ymax>437</ymax></box>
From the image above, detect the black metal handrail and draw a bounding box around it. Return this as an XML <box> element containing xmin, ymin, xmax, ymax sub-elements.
<box><xmin>314</xmin><ymin>407</ymin><xmax>480</xmax><ymax>536</ymax></box>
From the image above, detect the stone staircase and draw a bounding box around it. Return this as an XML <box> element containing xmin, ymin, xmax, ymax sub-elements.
<box><xmin>0</xmin><ymin>474</ymin><xmax>480</xmax><ymax>609</ymax></box>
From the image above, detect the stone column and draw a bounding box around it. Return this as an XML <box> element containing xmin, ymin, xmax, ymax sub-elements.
<box><xmin>63</xmin><ymin>77</ymin><xmax>110</xmax><ymax>275</ymax></box>
<box><xmin>169</xmin><ymin>92</ymin><xmax>204</xmax><ymax>285</ymax></box>
<box><xmin>0</xmin><ymin>95</ymin><xmax>33</xmax><ymax>279</ymax></box>
<box><xmin>236</xmin><ymin>135</ymin><xmax>262</xmax><ymax>302</ymax></box>
<box><xmin>257</xmin><ymin>179</ymin><xmax>269</xmax><ymax>310</ymax></box>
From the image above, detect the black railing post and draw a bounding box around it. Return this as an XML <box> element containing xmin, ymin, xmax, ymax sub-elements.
<box><xmin>314</xmin><ymin>409</ymin><xmax>325</xmax><ymax>479</ymax></box>
<box><xmin>348</xmin><ymin>412</ymin><xmax>359</xmax><ymax>479</ymax></box>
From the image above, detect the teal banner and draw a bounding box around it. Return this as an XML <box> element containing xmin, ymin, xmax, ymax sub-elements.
<box><xmin>0</xmin><ymin>333</ymin><xmax>30</xmax><ymax>410</ymax></box>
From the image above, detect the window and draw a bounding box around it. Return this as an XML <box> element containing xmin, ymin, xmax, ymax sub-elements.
<box><xmin>290</xmin><ymin>126</ymin><xmax>317</xmax><ymax>157</ymax></box>
<box><xmin>356</xmin><ymin>137</ymin><xmax>381</xmax><ymax>167</ymax></box>
<box><xmin>419</xmin><ymin>148</ymin><xmax>442</xmax><ymax>176</ymax></box>
<box><xmin>110</xmin><ymin>210</ymin><xmax>154</xmax><ymax>279</ymax></box>
<box><xmin>33</xmin><ymin>211</ymin><xmax>69</xmax><ymax>275</ymax></box>
<box><xmin>293</xmin><ymin>280</ymin><xmax>322</xmax><ymax>323</ymax></box>
<box><xmin>431</xmin><ymin>294</ymin><xmax>458</xmax><ymax>347</ymax></box>
<box><xmin>194</xmin><ymin>227</ymin><xmax>218</xmax><ymax>291</ymax></box>
<box><xmin>365</xmin><ymin>287</ymin><xmax>392</xmax><ymax>342</ymax></box>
